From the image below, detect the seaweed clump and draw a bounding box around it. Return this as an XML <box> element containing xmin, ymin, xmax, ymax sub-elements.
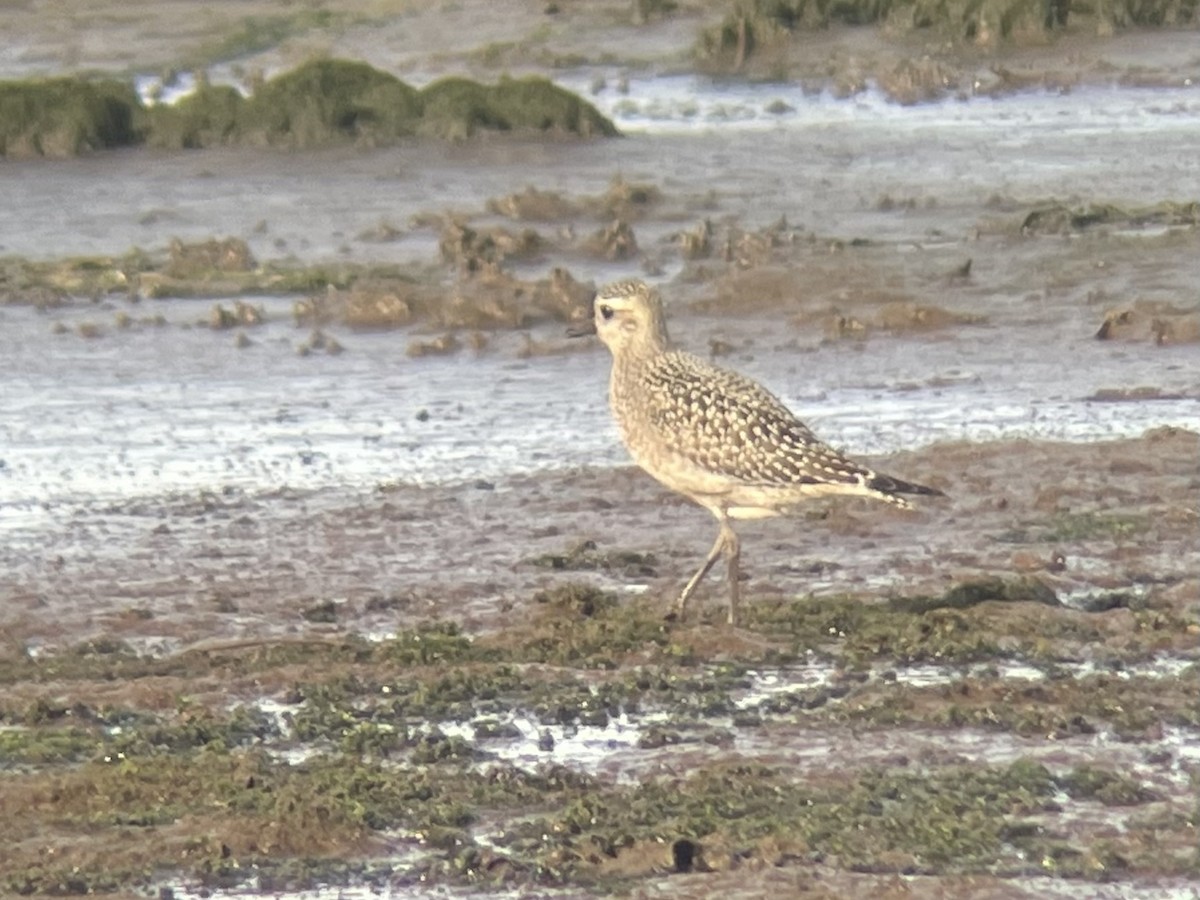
<box><xmin>239</xmin><ymin>59</ymin><xmax>423</xmax><ymax>148</ymax></box>
<box><xmin>697</xmin><ymin>0</ymin><xmax>1200</xmax><ymax>70</ymax></box>
<box><xmin>147</xmin><ymin>84</ymin><xmax>245</xmax><ymax>149</ymax></box>
<box><xmin>0</xmin><ymin>60</ymin><xmax>618</xmax><ymax>158</ymax></box>
<box><xmin>0</xmin><ymin>77</ymin><xmax>144</xmax><ymax>158</ymax></box>
<box><xmin>418</xmin><ymin>75</ymin><xmax>619</xmax><ymax>141</ymax></box>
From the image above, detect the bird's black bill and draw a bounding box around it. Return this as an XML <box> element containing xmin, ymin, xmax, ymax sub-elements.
<box><xmin>566</xmin><ymin>321</ymin><xmax>597</xmax><ymax>338</ymax></box>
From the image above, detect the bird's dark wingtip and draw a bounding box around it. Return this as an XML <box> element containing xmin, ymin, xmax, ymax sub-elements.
<box><xmin>869</xmin><ymin>473</ymin><xmax>947</xmax><ymax>499</ymax></box>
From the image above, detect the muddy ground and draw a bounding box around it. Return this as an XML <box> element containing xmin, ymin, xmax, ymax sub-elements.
<box><xmin>2</xmin><ymin>2</ymin><xmax>1200</xmax><ymax>898</ymax></box>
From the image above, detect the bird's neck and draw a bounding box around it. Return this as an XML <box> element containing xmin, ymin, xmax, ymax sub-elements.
<box><xmin>613</xmin><ymin>333</ymin><xmax>668</xmax><ymax>376</ymax></box>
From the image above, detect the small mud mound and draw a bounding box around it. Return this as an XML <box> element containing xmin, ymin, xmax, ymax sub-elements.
<box><xmin>1094</xmin><ymin>300</ymin><xmax>1200</xmax><ymax>345</ymax></box>
<box><xmin>209</xmin><ymin>300</ymin><xmax>264</xmax><ymax>330</ymax></box>
<box><xmin>165</xmin><ymin>237</ymin><xmax>256</xmax><ymax>279</ymax></box>
<box><xmin>294</xmin><ymin>268</ymin><xmax>593</xmax><ymax>332</ymax></box>
<box><xmin>583</xmin><ymin>219</ymin><xmax>639</xmax><ymax>261</ymax></box>
<box><xmin>1021</xmin><ymin>200</ymin><xmax>1200</xmax><ymax>235</ymax></box>
<box><xmin>439</xmin><ymin>220</ymin><xmax>543</xmax><ymax>273</ymax></box>
<box><xmin>487</xmin><ymin>186</ymin><xmax>581</xmax><ymax>222</ymax></box>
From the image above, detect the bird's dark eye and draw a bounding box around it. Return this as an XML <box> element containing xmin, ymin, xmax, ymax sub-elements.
<box><xmin>599</xmin><ymin>304</ymin><xmax>615</xmax><ymax>321</ymax></box>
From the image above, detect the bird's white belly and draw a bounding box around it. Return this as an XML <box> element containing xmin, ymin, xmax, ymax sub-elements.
<box><xmin>620</xmin><ymin>425</ymin><xmax>791</xmax><ymax>518</ymax></box>
<box><xmin>724</xmin><ymin>505</ymin><xmax>783</xmax><ymax>520</ymax></box>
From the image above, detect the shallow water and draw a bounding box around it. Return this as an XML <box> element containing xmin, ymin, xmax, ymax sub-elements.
<box><xmin>4</xmin><ymin>76</ymin><xmax>1199</xmax><ymax>532</ymax></box>
<box><xmin>2</xmin><ymin>285</ymin><xmax>1196</xmax><ymax>529</ymax></box>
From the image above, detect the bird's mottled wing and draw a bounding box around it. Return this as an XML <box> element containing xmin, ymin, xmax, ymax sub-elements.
<box><xmin>641</xmin><ymin>351</ymin><xmax>872</xmax><ymax>488</ymax></box>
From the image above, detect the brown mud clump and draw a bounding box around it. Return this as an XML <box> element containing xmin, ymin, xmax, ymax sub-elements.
<box><xmin>1094</xmin><ymin>300</ymin><xmax>1200</xmax><ymax>345</ymax></box>
<box><xmin>591</xmin><ymin>176</ymin><xmax>662</xmax><ymax>221</ymax></box>
<box><xmin>165</xmin><ymin>237</ymin><xmax>256</xmax><ymax>278</ymax></box>
<box><xmin>209</xmin><ymin>300</ymin><xmax>264</xmax><ymax>330</ymax></box>
<box><xmin>874</xmin><ymin>301</ymin><xmax>986</xmax><ymax>334</ymax></box>
<box><xmin>295</xmin><ymin>283</ymin><xmax>422</xmax><ymax>330</ymax></box>
<box><xmin>584</xmin><ymin>219</ymin><xmax>639</xmax><ymax>261</ymax></box>
<box><xmin>296</xmin><ymin>269</ymin><xmax>592</xmax><ymax>333</ymax></box>
<box><xmin>486</xmin><ymin>186</ymin><xmax>580</xmax><ymax>222</ymax></box>
<box><xmin>439</xmin><ymin>220</ymin><xmax>542</xmax><ymax>274</ymax></box>
<box><xmin>677</xmin><ymin>219</ymin><xmax>714</xmax><ymax>260</ymax></box>
<box><xmin>407</xmin><ymin>332</ymin><xmax>462</xmax><ymax>358</ymax></box>
<box><xmin>878</xmin><ymin>57</ymin><xmax>958</xmax><ymax>105</ymax></box>
<box><xmin>1021</xmin><ymin>200</ymin><xmax>1200</xmax><ymax>235</ymax></box>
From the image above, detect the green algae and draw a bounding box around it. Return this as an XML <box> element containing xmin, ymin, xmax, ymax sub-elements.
<box><xmin>507</xmin><ymin>758</ymin><xmax>1063</xmax><ymax>876</ymax></box>
<box><xmin>697</xmin><ymin>0</ymin><xmax>1200</xmax><ymax>69</ymax></box>
<box><xmin>0</xmin><ymin>727</ymin><xmax>100</xmax><ymax>767</ymax></box>
<box><xmin>147</xmin><ymin>83</ymin><xmax>244</xmax><ymax>149</ymax></box>
<box><xmin>821</xmin><ymin>667</ymin><xmax>1200</xmax><ymax>737</ymax></box>
<box><xmin>1060</xmin><ymin>765</ymin><xmax>1163</xmax><ymax>805</ymax></box>
<box><xmin>0</xmin><ymin>248</ymin><xmax>423</xmax><ymax>305</ymax></box>
<box><xmin>240</xmin><ymin>59</ymin><xmax>423</xmax><ymax>148</ymax></box>
<box><xmin>0</xmin><ymin>743</ymin><xmax>596</xmax><ymax>894</ymax></box>
<box><xmin>995</xmin><ymin>510</ymin><xmax>1152</xmax><ymax>543</ymax></box>
<box><xmin>0</xmin><ymin>60</ymin><xmax>617</xmax><ymax>159</ymax></box>
<box><xmin>2</xmin><ymin>575</ymin><xmax>1195</xmax><ymax>893</ymax></box>
<box><xmin>888</xmin><ymin>575</ymin><xmax>1059</xmax><ymax>613</ymax></box>
<box><xmin>3</xmin><ymin>610</ymin><xmax>1197</xmax><ymax>894</ymax></box>
<box><xmin>0</xmin><ymin>76</ymin><xmax>144</xmax><ymax>158</ymax></box>
<box><xmin>418</xmin><ymin>75</ymin><xmax>620</xmax><ymax>141</ymax></box>
<box><xmin>526</xmin><ymin>540</ymin><xmax>659</xmax><ymax>578</ymax></box>
<box><xmin>741</xmin><ymin>587</ymin><xmax>1095</xmax><ymax>666</ymax></box>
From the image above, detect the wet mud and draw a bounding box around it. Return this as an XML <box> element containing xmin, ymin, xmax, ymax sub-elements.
<box><xmin>2</xmin><ymin>2</ymin><xmax>1200</xmax><ymax>898</ymax></box>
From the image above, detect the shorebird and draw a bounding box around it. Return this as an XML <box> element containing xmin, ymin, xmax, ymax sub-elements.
<box><xmin>572</xmin><ymin>279</ymin><xmax>943</xmax><ymax>626</ymax></box>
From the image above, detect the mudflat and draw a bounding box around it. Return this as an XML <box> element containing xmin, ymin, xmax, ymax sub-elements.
<box><xmin>1</xmin><ymin>3</ymin><xmax>1198</xmax><ymax>897</ymax></box>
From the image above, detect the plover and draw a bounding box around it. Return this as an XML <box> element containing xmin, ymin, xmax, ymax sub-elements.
<box><xmin>573</xmin><ymin>279</ymin><xmax>943</xmax><ymax>625</ymax></box>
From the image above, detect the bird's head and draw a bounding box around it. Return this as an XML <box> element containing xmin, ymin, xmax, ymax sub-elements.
<box><xmin>572</xmin><ymin>279</ymin><xmax>670</xmax><ymax>358</ymax></box>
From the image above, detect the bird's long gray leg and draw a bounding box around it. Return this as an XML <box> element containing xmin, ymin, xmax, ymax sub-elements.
<box><xmin>673</xmin><ymin>525</ymin><xmax>727</xmax><ymax>620</ymax></box>
<box><xmin>722</xmin><ymin>521</ymin><xmax>741</xmax><ymax>626</ymax></box>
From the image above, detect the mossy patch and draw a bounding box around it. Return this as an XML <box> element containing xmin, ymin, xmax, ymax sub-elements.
<box><xmin>697</xmin><ymin>0</ymin><xmax>1200</xmax><ymax>70</ymax></box>
<box><xmin>995</xmin><ymin>510</ymin><xmax>1151</xmax><ymax>543</ymax></box>
<box><xmin>740</xmin><ymin>584</ymin><xmax>1098</xmax><ymax>666</ymax></box>
<box><xmin>823</xmin><ymin>666</ymin><xmax>1200</xmax><ymax>737</ymax></box>
<box><xmin>418</xmin><ymin>75</ymin><xmax>619</xmax><ymax>141</ymax></box>
<box><xmin>239</xmin><ymin>59</ymin><xmax>423</xmax><ymax>148</ymax></box>
<box><xmin>0</xmin><ymin>77</ymin><xmax>144</xmax><ymax>158</ymax></box>
<box><xmin>2</xmin><ymin>605</ymin><xmax>1197</xmax><ymax>894</ymax></box>
<box><xmin>0</xmin><ymin>61</ymin><xmax>616</xmax><ymax>158</ymax></box>
<box><xmin>889</xmin><ymin>575</ymin><xmax>1059</xmax><ymax>613</ymax></box>
<box><xmin>507</xmin><ymin>758</ymin><xmax>1063</xmax><ymax>877</ymax></box>
<box><xmin>526</xmin><ymin>540</ymin><xmax>658</xmax><ymax>578</ymax></box>
<box><xmin>147</xmin><ymin>83</ymin><xmax>244</xmax><ymax>149</ymax></box>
